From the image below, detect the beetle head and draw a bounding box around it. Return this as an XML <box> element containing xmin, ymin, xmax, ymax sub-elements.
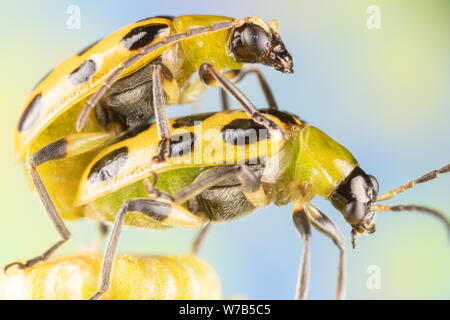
<box><xmin>330</xmin><ymin>167</ymin><xmax>379</xmax><ymax>241</ymax></box>
<box><xmin>230</xmin><ymin>19</ymin><xmax>293</xmax><ymax>73</ymax></box>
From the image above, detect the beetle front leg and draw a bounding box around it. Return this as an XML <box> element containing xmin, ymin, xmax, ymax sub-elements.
<box><xmin>181</xmin><ymin>66</ymin><xmax>278</xmax><ymax>111</ymax></box>
<box><xmin>292</xmin><ymin>202</ymin><xmax>312</xmax><ymax>300</ymax></box>
<box><xmin>175</xmin><ymin>165</ymin><xmax>268</xmax><ymax>208</ymax></box>
<box><xmin>151</xmin><ymin>63</ymin><xmax>171</xmax><ymax>163</ymax></box>
<box><xmin>190</xmin><ymin>223</ymin><xmax>212</xmax><ymax>255</ymax></box>
<box><xmin>90</xmin><ymin>197</ymin><xmax>207</xmax><ymax>300</ymax></box>
<box><xmin>304</xmin><ymin>204</ymin><xmax>346</xmax><ymax>300</ymax></box>
<box><xmin>4</xmin><ymin>132</ymin><xmax>114</xmax><ymax>273</ymax></box>
<box><xmin>198</xmin><ymin>63</ymin><xmax>285</xmax><ymax>140</ymax></box>
<box><xmin>222</xmin><ymin>65</ymin><xmax>278</xmax><ymax>110</ymax></box>
<box><xmin>221</xmin><ymin>65</ymin><xmax>279</xmax><ymax>110</ymax></box>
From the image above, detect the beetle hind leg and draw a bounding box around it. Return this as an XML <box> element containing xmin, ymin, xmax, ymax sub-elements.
<box><xmin>198</xmin><ymin>63</ymin><xmax>285</xmax><ymax>140</ymax></box>
<box><xmin>91</xmin><ymin>197</ymin><xmax>208</xmax><ymax>299</ymax></box>
<box><xmin>4</xmin><ymin>240</ymin><xmax>67</xmax><ymax>273</ymax></box>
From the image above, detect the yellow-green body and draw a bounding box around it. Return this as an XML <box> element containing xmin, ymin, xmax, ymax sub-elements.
<box><xmin>76</xmin><ymin>110</ymin><xmax>358</xmax><ymax>228</ymax></box>
<box><xmin>169</xmin><ymin>16</ymin><xmax>242</xmax><ymax>84</ymax></box>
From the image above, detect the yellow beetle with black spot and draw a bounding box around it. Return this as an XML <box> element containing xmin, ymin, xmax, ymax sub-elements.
<box><xmin>13</xmin><ymin>15</ymin><xmax>293</xmax><ymax>266</ymax></box>
<box><xmin>7</xmin><ymin>109</ymin><xmax>449</xmax><ymax>299</ymax></box>
<box><xmin>15</xmin><ymin>16</ymin><xmax>292</xmax><ymax>158</ymax></box>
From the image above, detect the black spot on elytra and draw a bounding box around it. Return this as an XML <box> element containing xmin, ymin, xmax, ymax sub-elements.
<box><xmin>172</xmin><ymin>112</ymin><xmax>216</xmax><ymax>129</ymax></box>
<box><xmin>88</xmin><ymin>147</ymin><xmax>128</xmax><ymax>182</ymax></box>
<box><xmin>260</xmin><ymin>109</ymin><xmax>300</xmax><ymax>125</ymax></box>
<box><xmin>69</xmin><ymin>59</ymin><xmax>97</xmax><ymax>85</ymax></box>
<box><xmin>221</xmin><ymin>119</ymin><xmax>270</xmax><ymax>146</ymax></box>
<box><xmin>170</xmin><ymin>132</ymin><xmax>196</xmax><ymax>158</ymax></box>
<box><xmin>18</xmin><ymin>94</ymin><xmax>42</xmax><ymax>131</ymax></box>
<box><xmin>135</xmin><ymin>16</ymin><xmax>174</xmax><ymax>23</ymax></box>
<box><xmin>33</xmin><ymin>68</ymin><xmax>54</xmax><ymax>90</ymax></box>
<box><xmin>76</xmin><ymin>38</ymin><xmax>102</xmax><ymax>56</ymax></box>
<box><xmin>121</xmin><ymin>24</ymin><xmax>169</xmax><ymax>50</ymax></box>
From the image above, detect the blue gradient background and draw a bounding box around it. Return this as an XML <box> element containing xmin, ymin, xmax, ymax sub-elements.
<box><xmin>0</xmin><ymin>1</ymin><xmax>448</xmax><ymax>299</ymax></box>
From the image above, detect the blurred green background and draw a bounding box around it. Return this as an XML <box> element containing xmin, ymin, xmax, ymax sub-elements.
<box><xmin>0</xmin><ymin>0</ymin><xmax>448</xmax><ymax>299</ymax></box>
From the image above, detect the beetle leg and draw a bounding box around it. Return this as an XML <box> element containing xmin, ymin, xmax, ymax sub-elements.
<box><xmin>98</xmin><ymin>222</ymin><xmax>109</xmax><ymax>238</ymax></box>
<box><xmin>178</xmin><ymin>165</ymin><xmax>267</xmax><ymax>254</ymax></box>
<box><xmin>190</xmin><ymin>222</ymin><xmax>212</xmax><ymax>255</ymax></box>
<box><xmin>94</xmin><ymin>103</ymin><xmax>109</xmax><ymax>130</ymax></box>
<box><xmin>220</xmin><ymin>88</ymin><xmax>230</xmax><ymax>110</ymax></box>
<box><xmin>222</xmin><ymin>66</ymin><xmax>278</xmax><ymax>110</ymax></box>
<box><xmin>198</xmin><ymin>62</ymin><xmax>286</xmax><ymax>140</ymax></box>
<box><xmin>292</xmin><ymin>203</ymin><xmax>312</xmax><ymax>300</ymax></box>
<box><xmin>180</xmin><ymin>66</ymin><xmax>277</xmax><ymax>111</ymax></box>
<box><xmin>151</xmin><ymin>63</ymin><xmax>172</xmax><ymax>163</ymax></box>
<box><xmin>85</xmin><ymin>222</ymin><xmax>109</xmax><ymax>253</ymax></box>
<box><xmin>92</xmin><ymin>165</ymin><xmax>267</xmax><ymax>298</ymax></box>
<box><xmin>304</xmin><ymin>203</ymin><xmax>346</xmax><ymax>300</ymax></box>
<box><xmin>76</xmin><ymin>19</ymin><xmax>238</xmax><ymax>132</ymax></box>
<box><xmin>150</xmin><ymin>165</ymin><xmax>267</xmax><ymax>255</ymax></box>
<box><xmin>4</xmin><ymin>132</ymin><xmax>114</xmax><ymax>273</ymax></box>
<box><xmin>175</xmin><ymin>165</ymin><xmax>268</xmax><ymax>208</ymax></box>
<box><xmin>90</xmin><ymin>198</ymin><xmax>207</xmax><ymax>300</ymax></box>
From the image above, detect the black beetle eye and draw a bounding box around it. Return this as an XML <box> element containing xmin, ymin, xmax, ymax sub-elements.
<box><xmin>344</xmin><ymin>201</ymin><xmax>366</xmax><ymax>224</ymax></box>
<box><xmin>368</xmin><ymin>175</ymin><xmax>379</xmax><ymax>198</ymax></box>
<box><xmin>231</xmin><ymin>24</ymin><xmax>271</xmax><ymax>63</ymax></box>
<box><xmin>241</xmin><ymin>25</ymin><xmax>270</xmax><ymax>54</ymax></box>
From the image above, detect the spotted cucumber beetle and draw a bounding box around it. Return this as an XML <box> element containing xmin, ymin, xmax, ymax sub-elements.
<box><xmin>15</xmin><ymin>15</ymin><xmax>292</xmax><ymax>161</ymax></box>
<box><xmin>8</xmin><ymin>109</ymin><xmax>448</xmax><ymax>299</ymax></box>
<box><xmin>0</xmin><ymin>254</ymin><xmax>221</xmax><ymax>300</ymax></box>
<box><xmin>13</xmin><ymin>15</ymin><xmax>292</xmax><ymax>267</ymax></box>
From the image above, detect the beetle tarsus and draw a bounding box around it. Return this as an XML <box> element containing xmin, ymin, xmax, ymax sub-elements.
<box><xmin>4</xmin><ymin>239</ymin><xmax>67</xmax><ymax>274</ymax></box>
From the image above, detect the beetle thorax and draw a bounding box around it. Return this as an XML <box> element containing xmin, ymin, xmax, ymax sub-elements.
<box><xmin>294</xmin><ymin>126</ymin><xmax>358</xmax><ymax>199</ymax></box>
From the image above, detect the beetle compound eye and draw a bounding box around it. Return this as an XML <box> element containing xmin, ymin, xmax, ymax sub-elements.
<box><xmin>231</xmin><ymin>24</ymin><xmax>270</xmax><ymax>62</ymax></box>
<box><xmin>241</xmin><ymin>25</ymin><xmax>270</xmax><ymax>54</ymax></box>
<box><xmin>344</xmin><ymin>201</ymin><xmax>366</xmax><ymax>224</ymax></box>
<box><xmin>368</xmin><ymin>175</ymin><xmax>379</xmax><ymax>198</ymax></box>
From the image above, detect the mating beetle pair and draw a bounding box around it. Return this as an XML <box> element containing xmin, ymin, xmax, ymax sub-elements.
<box><xmin>8</xmin><ymin>14</ymin><xmax>449</xmax><ymax>300</ymax></box>
<box><xmin>11</xmin><ymin>14</ymin><xmax>292</xmax><ymax>269</ymax></box>
<box><xmin>11</xmin><ymin>107</ymin><xmax>449</xmax><ymax>299</ymax></box>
